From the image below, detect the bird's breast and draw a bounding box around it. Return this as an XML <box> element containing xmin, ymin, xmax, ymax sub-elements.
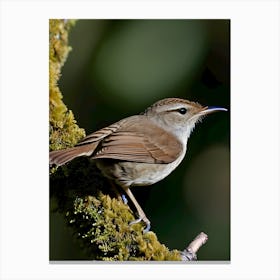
<box><xmin>96</xmin><ymin>146</ymin><xmax>186</xmax><ymax>188</ymax></box>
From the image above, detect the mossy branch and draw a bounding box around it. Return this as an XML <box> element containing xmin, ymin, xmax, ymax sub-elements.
<box><xmin>49</xmin><ymin>19</ymin><xmax>85</xmax><ymax>151</ymax></box>
<box><xmin>49</xmin><ymin>19</ymin><xmax>207</xmax><ymax>261</ymax></box>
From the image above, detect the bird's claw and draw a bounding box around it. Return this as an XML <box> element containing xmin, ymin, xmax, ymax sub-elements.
<box><xmin>143</xmin><ymin>223</ymin><xmax>151</xmax><ymax>233</ymax></box>
<box><xmin>121</xmin><ymin>194</ymin><xmax>128</xmax><ymax>204</ymax></box>
<box><xmin>129</xmin><ymin>218</ymin><xmax>142</xmax><ymax>225</ymax></box>
<box><xmin>129</xmin><ymin>217</ymin><xmax>151</xmax><ymax>233</ymax></box>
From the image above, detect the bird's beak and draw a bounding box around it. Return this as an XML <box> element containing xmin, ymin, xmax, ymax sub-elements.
<box><xmin>199</xmin><ymin>106</ymin><xmax>228</xmax><ymax>116</ymax></box>
<box><xmin>190</xmin><ymin>106</ymin><xmax>227</xmax><ymax>121</ymax></box>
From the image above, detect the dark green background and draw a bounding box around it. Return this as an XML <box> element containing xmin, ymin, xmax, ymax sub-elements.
<box><xmin>50</xmin><ymin>19</ymin><xmax>230</xmax><ymax>261</ymax></box>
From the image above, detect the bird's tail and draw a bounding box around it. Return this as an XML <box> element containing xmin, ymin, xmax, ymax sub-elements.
<box><xmin>49</xmin><ymin>143</ymin><xmax>98</xmax><ymax>166</ymax></box>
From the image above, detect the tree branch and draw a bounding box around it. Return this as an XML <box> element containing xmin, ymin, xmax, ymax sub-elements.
<box><xmin>181</xmin><ymin>232</ymin><xmax>208</xmax><ymax>261</ymax></box>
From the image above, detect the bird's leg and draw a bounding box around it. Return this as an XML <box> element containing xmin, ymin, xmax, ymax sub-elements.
<box><xmin>123</xmin><ymin>187</ymin><xmax>151</xmax><ymax>233</ymax></box>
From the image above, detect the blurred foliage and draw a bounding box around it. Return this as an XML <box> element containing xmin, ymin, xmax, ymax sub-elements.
<box><xmin>52</xmin><ymin>19</ymin><xmax>230</xmax><ymax>261</ymax></box>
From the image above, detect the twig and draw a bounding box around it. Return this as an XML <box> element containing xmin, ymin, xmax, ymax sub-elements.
<box><xmin>181</xmin><ymin>232</ymin><xmax>208</xmax><ymax>261</ymax></box>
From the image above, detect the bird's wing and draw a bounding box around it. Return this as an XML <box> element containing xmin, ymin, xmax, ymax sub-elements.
<box><xmin>91</xmin><ymin>116</ymin><xmax>183</xmax><ymax>164</ymax></box>
<box><xmin>49</xmin><ymin>120</ymin><xmax>122</xmax><ymax>166</ymax></box>
<box><xmin>76</xmin><ymin>121</ymin><xmax>122</xmax><ymax>146</ymax></box>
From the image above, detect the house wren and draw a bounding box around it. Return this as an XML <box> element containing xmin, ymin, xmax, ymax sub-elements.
<box><xmin>50</xmin><ymin>98</ymin><xmax>227</xmax><ymax>232</ymax></box>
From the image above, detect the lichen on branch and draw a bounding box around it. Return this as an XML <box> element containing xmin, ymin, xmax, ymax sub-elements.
<box><xmin>69</xmin><ymin>193</ymin><xmax>181</xmax><ymax>260</ymax></box>
<box><xmin>49</xmin><ymin>19</ymin><xmax>85</xmax><ymax>151</ymax></box>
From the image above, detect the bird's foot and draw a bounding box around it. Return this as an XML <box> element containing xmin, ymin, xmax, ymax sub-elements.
<box><xmin>121</xmin><ymin>194</ymin><xmax>128</xmax><ymax>204</ymax></box>
<box><xmin>129</xmin><ymin>216</ymin><xmax>151</xmax><ymax>233</ymax></box>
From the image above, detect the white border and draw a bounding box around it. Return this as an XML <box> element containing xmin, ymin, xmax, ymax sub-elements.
<box><xmin>0</xmin><ymin>0</ymin><xmax>279</xmax><ymax>279</ymax></box>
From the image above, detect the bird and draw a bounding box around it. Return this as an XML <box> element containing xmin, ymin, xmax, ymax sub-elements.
<box><xmin>50</xmin><ymin>97</ymin><xmax>227</xmax><ymax>232</ymax></box>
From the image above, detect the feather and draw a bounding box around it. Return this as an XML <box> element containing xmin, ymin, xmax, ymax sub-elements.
<box><xmin>49</xmin><ymin>142</ymin><xmax>98</xmax><ymax>166</ymax></box>
<box><xmin>92</xmin><ymin>116</ymin><xmax>182</xmax><ymax>164</ymax></box>
<box><xmin>49</xmin><ymin>115</ymin><xmax>183</xmax><ymax>166</ymax></box>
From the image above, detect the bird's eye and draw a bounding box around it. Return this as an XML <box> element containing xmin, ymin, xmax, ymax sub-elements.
<box><xmin>177</xmin><ymin>108</ymin><xmax>187</xmax><ymax>115</ymax></box>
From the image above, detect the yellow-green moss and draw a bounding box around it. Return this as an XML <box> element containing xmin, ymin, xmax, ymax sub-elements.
<box><xmin>49</xmin><ymin>19</ymin><xmax>85</xmax><ymax>151</ymax></box>
<box><xmin>69</xmin><ymin>194</ymin><xmax>181</xmax><ymax>261</ymax></box>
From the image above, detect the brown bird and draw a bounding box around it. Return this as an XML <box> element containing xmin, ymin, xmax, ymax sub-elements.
<box><xmin>50</xmin><ymin>98</ymin><xmax>227</xmax><ymax>232</ymax></box>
